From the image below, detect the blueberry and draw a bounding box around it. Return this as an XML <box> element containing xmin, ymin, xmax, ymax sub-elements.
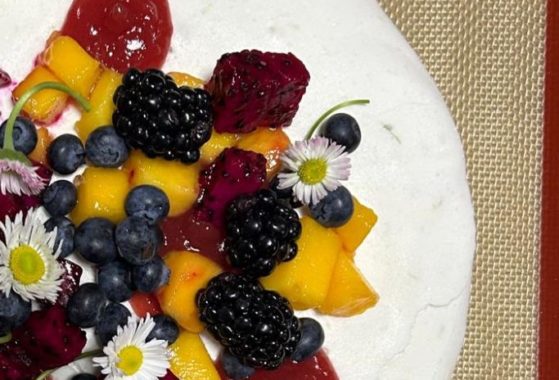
<box><xmin>0</xmin><ymin>291</ymin><xmax>31</xmax><ymax>335</ymax></box>
<box><xmin>85</xmin><ymin>126</ymin><xmax>129</xmax><ymax>168</ymax></box>
<box><xmin>147</xmin><ymin>315</ymin><xmax>179</xmax><ymax>344</ymax></box>
<box><xmin>95</xmin><ymin>303</ymin><xmax>131</xmax><ymax>345</ymax></box>
<box><xmin>319</xmin><ymin>113</ymin><xmax>361</xmax><ymax>153</ymax></box>
<box><xmin>309</xmin><ymin>186</ymin><xmax>354</xmax><ymax>227</ymax></box>
<box><xmin>44</xmin><ymin>216</ymin><xmax>75</xmax><ymax>258</ymax></box>
<box><xmin>125</xmin><ymin>185</ymin><xmax>170</xmax><ymax>225</ymax></box>
<box><xmin>75</xmin><ymin>218</ymin><xmax>118</xmax><ymax>265</ymax></box>
<box><xmin>42</xmin><ymin>180</ymin><xmax>77</xmax><ymax>217</ymax></box>
<box><xmin>221</xmin><ymin>350</ymin><xmax>255</xmax><ymax>380</ymax></box>
<box><xmin>291</xmin><ymin>318</ymin><xmax>325</xmax><ymax>362</ymax></box>
<box><xmin>47</xmin><ymin>134</ymin><xmax>85</xmax><ymax>175</ymax></box>
<box><xmin>98</xmin><ymin>260</ymin><xmax>134</xmax><ymax>303</ymax></box>
<box><xmin>0</xmin><ymin>117</ymin><xmax>37</xmax><ymax>155</ymax></box>
<box><xmin>66</xmin><ymin>283</ymin><xmax>107</xmax><ymax>328</ymax></box>
<box><xmin>116</xmin><ymin>216</ymin><xmax>161</xmax><ymax>265</ymax></box>
<box><xmin>132</xmin><ymin>256</ymin><xmax>170</xmax><ymax>292</ymax></box>
<box><xmin>71</xmin><ymin>374</ymin><xmax>97</xmax><ymax>380</ymax></box>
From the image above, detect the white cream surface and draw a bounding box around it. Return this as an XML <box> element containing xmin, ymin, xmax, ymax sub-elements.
<box><xmin>0</xmin><ymin>0</ymin><xmax>476</xmax><ymax>379</ymax></box>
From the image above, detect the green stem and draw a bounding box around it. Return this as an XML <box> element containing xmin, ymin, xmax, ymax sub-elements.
<box><xmin>305</xmin><ymin>99</ymin><xmax>370</xmax><ymax>140</ymax></box>
<box><xmin>3</xmin><ymin>82</ymin><xmax>91</xmax><ymax>151</ymax></box>
<box><xmin>0</xmin><ymin>332</ymin><xmax>11</xmax><ymax>344</ymax></box>
<box><xmin>35</xmin><ymin>349</ymin><xmax>102</xmax><ymax>380</ymax></box>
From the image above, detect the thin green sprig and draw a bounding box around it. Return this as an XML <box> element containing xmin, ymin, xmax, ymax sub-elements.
<box><xmin>0</xmin><ymin>332</ymin><xmax>11</xmax><ymax>345</ymax></box>
<box><xmin>35</xmin><ymin>349</ymin><xmax>103</xmax><ymax>380</ymax></box>
<box><xmin>305</xmin><ymin>99</ymin><xmax>370</xmax><ymax>140</ymax></box>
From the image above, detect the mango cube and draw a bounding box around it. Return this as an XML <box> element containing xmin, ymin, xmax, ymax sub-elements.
<box><xmin>71</xmin><ymin>167</ymin><xmax>129</xmax><ymax>225</ymax></box>
<box><xmin>199</xmin><ymin>131</ymin><xmax>239</xmax><ymax>165</ymax></box>
<box><xmin>236</xmin><ymin>127</ymin><xmax>291</xmax><ymax>178</ymax></box>
<box><xmin>168</xmin><ymin>72</ymin><xmax>205</xmax><ymax>89</ymax></box>
<box><xmin>335</xmin><ymin>198</ymin><xmax>378</xmax><ymax>252</ymax></box>
<box><xmin>42</xmin><ymin>36</ymin><xmax>101</xmax><ymax>98</ymax></box>
<box><xmin>318</xmin><ymin>252</ymin><xmax>379</xmax><ymax>317</ymax></box>
<box><xmin>158</xmin><ymin>251</ymin><xmax>222</xmax><ymax>333</ymax></box>
<box><xmin>28</xmin><ymin>127</ymin><xmax>51</xmax><ymax>165</ymax></box>
<box><xmin>125</xmin><ymin>150</ymin><xmax>201</xmax><ymax>217</ymax></box>
<box><xmin>260</xmin><ymin>216</ymin><xmax>341</xmax><ymax>310</ymax></box>
<box><xmin>169</xmin><ymin>331</ymin><xmax>220</xmax><ymax>380</ymax></box>
<box><xmin>12</xmin><ymin>66</ymin><xmax>68</xmax><ymax>123</ymax></box>
<box><xmin>76</xmin><ymin>69</ymin><xmax>122</xmax><ymax>142</ymax></box>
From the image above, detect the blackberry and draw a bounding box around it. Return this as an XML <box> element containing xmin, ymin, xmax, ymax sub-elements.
<box><xmin>197</xmin><ymin>273</ymin><xmax>300</xmax><ymax>369</ymax></box>
<box><xmin>113</xmin><ymin>68</ymin><xmax>213</xmax><ymax>163</ymax></box>
<box><xmin>224</xmin><ymin>189</ymin><xmax>302</xmax><ymax>277</ymax></box>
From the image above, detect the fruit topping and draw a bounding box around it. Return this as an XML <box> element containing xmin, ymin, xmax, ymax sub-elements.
<box><xmin>62</xmin><ymin>0</ymin><xmax>173</xmax><ymax>73</ymax></box>
<box><xmin>85</xmin><ymin>125</ymin><xmax>129</xmax><ymax>168</ymax></box>
<box><xmin>0</xmin><ymin>192</ymin><xmax>21</xmax><ymax>222</ymax></box>
<box><xmin>199</xmin><ymin>131</ymin><xmax>239</xmax><ymax>165</ymax></box>
<box><xmin>98</xmin><ymin>259</ymin><xmax>134</xmax><ymax>303</ymax></box>
<box><xmin>75</xmin><ymin>217</ymin><xmax>118</xmax><ymax>265</ymax></box>
<box><xmin>28</xmin><ymin>127</ymin><xmax>52</xmax><ymax>165</ymax></box>
<box><xmin>224</xmin><ymin>189</ymin><xmax>301</xmax><ymax>277</ymax></box>
<box><xmin>0</xmin><ymin>69</ymin><xmax>10</xmax><ymax>88</ymax></box>
<box><xmin>168</xmin><ymin>72</ymin><xmax>205</xmax><ymax>89</ymax></box>
<box><xmin>220</xmin><ymin>350</ymin><xmax>255</xmax><ymax>380</ymax></box>
<box><xmin>132</xmin><ymin>256</ymin><xmax>170</xmax><ymax>292</ymax></box>
<box><xmin>95</xmin><ymin>302</ymin><xmax>131</xmax><ymax>345</ymax></box>
<box><xmin>334</xmin><ymin>197</ymin><xmax>377</xmax><ymax>252</ymax></box>
<box><xmin>129</xmin><ymin>292</ymin><xmax>162</xmax><ymax>318</ymax></box>
<box><xmin>169</xmin><ymin>330</ymin><xmax>220</xmax><ymax>380</ymax></box>
<box><xmin>197</xmin><ymin>273</ymin><xmax>301</xmax><ymax>369</ymax></box>
<box><xmin>47</xmin><ymin>134</ymin><xmax>86</xmax><ymax>175</ymax></box>
<box><xmin>147</xmin><ymin>314</ymin><xmax>180</xmax><ymax>344</ymax></box>
<box><xmin>0</xmin><ymin>117</ymin><xmax>37</xmax><ymax>155</ymax></box>
<box><xmin>207</xmin><ymin>50</ymin><xmax>310</xmax><ymax>134</ymax></box>
<box><xmin>125</xmin><ymin>185</ymin><xmax>170</xmax><ymax>225</ymax></box>
<box><xmin>44</xmin><ymin>216</ymin><xmax>76</xmax><ymax>258</ymax></box>
<box><xmin>116</xmin><ymin>216</ymin><xmax>161</xmax><ymax>265</ymax></box>
<box><xmin>46</xmin><ymin>259</ymin><xmax>83</xmax><ymax>307</ymax></box>
<box><xmin>42</xmin><ymin>180</ymin><xmax>78</xmax><ymax>217</ymax></box>
<box><xmin>194</xmin><ymin>148</ymin><xmax>267</xmax><ymax>227</ymax></box>
<box><xmin>66</xmin><ymin>282</ymin><xmax>107</xmax><ymax>328</ymax></box>
<box><xmin>113</xmin><ymin>68</ymin><xmax>213</xmax><ymax>163</ymax></box>
<box><xmin>291</xmin><ymin>318</ymin><xmax>325</xmax><ymax>363</ymax></box>
<box><xmin>269</xmin><ymin>174</ymin><xmax>302</xmax><ymax>208</ymax></box>
<box><xmin>309</xmin><ymin>186</ymin><xmax>354</xmax><ymax>228</ymax></box>
<box><xmin>0</xmin><ymin>342</ymin><xmax>40</xmax><ymax>380</ymax></box>
<box><xmin>319</xmin><ymin>113</ymin><xmax>362</xmax><ymax>153</ymax></box>
<box><xmin>0</xmin><ymin>291</ymin><xmax>31</xmax><ymax>336</ymax></box>
<box><xmin>236</xmin><ymin>127</ymin><xmax>291</xmax><ymax>178</ymax></box>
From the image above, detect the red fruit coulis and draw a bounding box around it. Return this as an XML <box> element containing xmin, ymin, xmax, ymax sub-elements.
<box><xmin>216</xmin><ymin>351</ymin><xmax>339</xmax><ymax>380</ymax></box>
<box><xmin>61</xmin><ymin>0</ymin><xmax>173</xmax><ymax>73</ymax></box>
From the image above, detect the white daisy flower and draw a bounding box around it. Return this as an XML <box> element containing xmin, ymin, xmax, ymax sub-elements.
<box><xmin>278</xmin><ymin>136</ymin><xmax>351</xmax><ymax>205</ymax></box>
<box><xmin>0</xmin><ymin>157</ymin><xmax>46</xmax><ymax>196</ymax></box>
<box><xmin>0</xmin><ymin>208</ymin><xmax>63</xmax><ymax>302</ymax></box>
<box><xmin>94</xmin><ymin>315</ymin><xmax>170</xmax><ymax>380</ymax></box>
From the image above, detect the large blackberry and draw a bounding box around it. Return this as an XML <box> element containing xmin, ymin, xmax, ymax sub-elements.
<box><xmin>113</xmin><ymin>68</ymin><xmax>213</xmax><ymax>163</ymax></box>
<box><xmin>225</xmin><ymin>189</ymin><xmax>302</xmax><ymax>277</ymax></box>
<box><xmin>197</xmin><ymin>273</ymin><xmax>300</xmax><ymax>369</ymax></box>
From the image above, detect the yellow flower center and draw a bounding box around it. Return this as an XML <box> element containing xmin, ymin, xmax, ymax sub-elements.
<box><xmin>9</xmin><ymin>245</ymin><xmax>45</xmax><ymax>285</ymax></box>
<box><xmin>117</xmin><ymin>345</ymin><xmax>144</xmax><ymax>376</ymax></box>
<box><xmin>298</xmin><ymin>159</ymin><xmax>328</xmax><ymax>185</ymax></box>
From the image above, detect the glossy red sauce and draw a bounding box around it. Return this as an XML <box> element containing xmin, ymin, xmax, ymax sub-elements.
<box><xmin>129</xmin><ymin>292</ymin><xmax>162</xmax><ymax>317</ymax></box>
<box><xmin>61</xmin><ymin>0</ymin><xmax>173</xmax><ymax>72</ymax></box>
<box><xmin>216</xmin><ymin>351</ymin><xmax>339</xmax><ymax>380</ymax></box>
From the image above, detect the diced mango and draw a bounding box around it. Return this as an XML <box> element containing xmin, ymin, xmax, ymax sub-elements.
<box><xmin>260</xmin><ymin>216</ymin><xmax>341</xmax><ymax>310</ymax></box>
<box><xmin>169</xmin><ymin>331</ymin><xmax>220</xmax><ymax>380</ymax></box>
<box><xmin>318</xmin><ymin>252</ymin><xmax>379</xmax><ymax>317</ymax></box>
<box><xmin>335</xmin><ymin>198</ymin><xmax>378</xmax><ymax>253</ymax></box>
<box><xmin>71</xmin><ymin>167</ymin><xmax>129</xmax><ymax>225</ymax></box>
<box><xmin>199</xmin><ymin>132</ymin><xmax>239</xmax><ymax>165</ymax></box>
<box><xmin>28</xmin><ymin>127</ymin><xmax>51</xmax><ymax>165</ymax></box>
<box><xmin>168</xmin><ymin>72</ymin><xmax>205</xmax><ymax>89</ymax></box>
<box><xmin>13</xmin><ymin>66</ymin><xmax>68</xmax><ymax>123</ymax></box>
<box><xmin>236</xmin><ymin>128</ymin><xmax>291</xmax><ymax>178</ymax></box>
<box><xmin>76</xmin><ymin>69</ymin><xmax>122</xmax><ymax>142</ymax></box>
<box><xmin>157</xmin><ymin>251</ymin><xmax>222</xmax><ymax>333</ymax></box>
<box><xmin>42</xmin><ymin>36</ymin><xmax>101</xmax><ymax>98</ymax></box>
<box><xmin>125</xmin><ymin>150</ymin><xmax>200</xmax><ymax>217</ymax></box>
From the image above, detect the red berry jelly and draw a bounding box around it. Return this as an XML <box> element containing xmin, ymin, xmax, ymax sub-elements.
<box><xmin>61</xmin><ymin>0</ymin><xmax>173</xmax><ymax>73</ymax></box>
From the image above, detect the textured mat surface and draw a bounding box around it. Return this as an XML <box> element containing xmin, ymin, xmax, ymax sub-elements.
<box><xmin>377</xmin><ymin>1</ymin><xmax>545</xmax><ymax>378</ymax></box>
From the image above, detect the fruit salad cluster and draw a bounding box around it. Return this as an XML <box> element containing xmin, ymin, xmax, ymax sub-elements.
<box><xmin>0</xmin><ymin>5</ymin><xmax>378</xmax><ymax>380</ymax></box>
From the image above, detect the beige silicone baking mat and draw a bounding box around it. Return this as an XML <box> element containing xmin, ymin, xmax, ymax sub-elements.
<box><xmin>377</xmin><ymin>0</ymin><xmax>545</xmax><ymax>378</ymax></box>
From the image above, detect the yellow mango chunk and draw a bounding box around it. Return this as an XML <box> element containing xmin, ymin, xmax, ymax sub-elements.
<box><xmin>42</xmin><ymin>36</ymin><xmax>101</xmax><ymax>98</ymax></box>
<box><xmin>335</xmin><ymin>198</ymin><xmax>378</xmax><ymax>253</ymax></box>
<box><xmin>124</xmin><ymin>150</ymin><xmax>201</xmax><ymax>217</ymax></box>
<box><xmin>260</xmin><ymin>216</ymin><xmax>341</xmax><ymax>310</ymax></box>
<box><xmin>71</xmin><ymin>167</ymin><xmax>129</xmax><ymax>225</ymax></box>
<box><xmin>169</xmin><ymin>331</ymin><xmax>220</xmax><ymax>380</ymax></box>
<box><xmin>168</xmin><ymin>72</ymin><xmax>205</xmax><ymax>88</ymax></box>
<box><xmin>158</xmin><ymin>251</ymin><xmax>222</xmax><ymax>333</ymax></box>
<box><xmin>236</xmin><ymin>128</ymin><xmax>291</xmax><ymax>178</ymax></box>
<box><xmin>28</xmin><ymin>127</ymin><xmax>51</xmax><ymax>165</ymax></box>
<box><xmin>76</xmin><ymin>69</ymin><xmax>122</xmax><ymax>142</ymax></box>
<box><xmin>318</xmin><ymin>252</ymin><xmax>379</xmax><ymax>317</ymax></box>
<box><xmin>13</xmin><ymin>66</ymin><xmax>68</xmax><ymax>123</ymax></box>
<box><xmin>199</xmin><ymin>132</ymin><xmax>239</xmax><ymax>165</ymax></box>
